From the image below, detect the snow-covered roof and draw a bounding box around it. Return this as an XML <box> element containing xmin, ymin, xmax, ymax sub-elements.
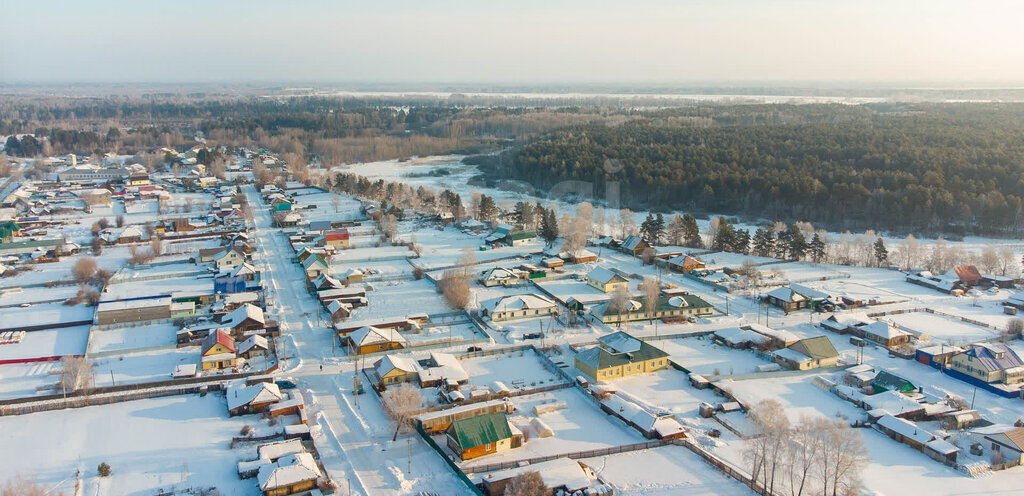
<box><xmin>349</xmin><ymin>326</ymin><xmax>406</xmax><ymax>346</ymax></box>
<box><xmin>863</xmin><ymin>390</ymin><xmax>924</xmax><ymax>416</ymax></box>
<box><xmin>773</xmin><ymin>347</ymin><xmax>811</xmax><ymax>364</ymax></box>
<box><xmin>238</xmin><ymin>334</ymin><xmax>268</xmax><ymax>355</ymax></box>
<box><xmin>598</xmin><ymin>331</ymin><xmax>642</xmax><ymax>353</ymax></box>
<box><xmin>256</xmin><ymin>438</ymin><xmax>305</xmax><ymax>462</ymax></box>
<box><xmin>418</xmin><ymin>353</ymin><xmax>469</xmax><ymax>384</ymax></box>
<box><xmin>222</xmin><ymin>303</ymin><xmax>265</xmax><ymax>328</ymax></box>
<box><xmin>715</xmin><ymin>327</ymin><xmax>768</xmax><ymax>346</ymax></box>
<box><xmin>487</xmin><ymin>294</ymin><xmax>555</xmax><ymax>313</ymax></box>
<box><xmin>257</xmin><ymin>452</ymin><xmax>322</xmax><ymax>491</ymax></box>
<box><xmin>587</xmin><ymin>267</ymin><xmax>625</xmax><ymax>285</ymax></box>
<box><xmin>858</xmin><ymin>321</ymin><xmax>910</xmax><ymax>341</ymax></box>
<box><xmin>481</xmin><ymin>458</ymin><xmax>595</xmax><ymax>492</ymax></box>
<box><xmin>226</xmin><ymin>381</ymin><xmax>283</xmax><ymax>411</ymax></box>
<box><xmin>877</xmin><ymin>414</ymin><xmax>934</xmax><ymax>445</ymax></box>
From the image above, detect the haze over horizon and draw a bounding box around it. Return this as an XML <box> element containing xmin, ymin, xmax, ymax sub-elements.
<box><xmin>2</xmin><ymin>0</ymin><xmax>1023</xmax><ymax>86</ymax></box>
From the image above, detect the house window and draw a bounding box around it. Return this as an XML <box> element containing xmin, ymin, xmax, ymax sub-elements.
<box><xmin>626</xmin><ymin>365</ymin><xmax>631</xmax><ymax>372</ymax></box>
<box><xmin>658</xmin><ymin>360</ymin><xmax>664</xmax><ymax>366</ymax></box>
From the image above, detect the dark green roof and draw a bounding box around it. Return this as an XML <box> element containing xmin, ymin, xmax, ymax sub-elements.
<box><xmin>577</xmin><ymin>332</ymin><xmax>668</xmax><ymax>370</ymax></box>
<box><xmin>871</xmin><ymin>370</ymin><xmax>916</xmax><ymax>393</ymax></box>
<box><xmin>509</xmin><ymin>230</ymin><xmax>536</xmax><ymax>241</ymax></box>
<box><xmin>0</xmin><ymin>221</ymin><xmax>20</xmax><ymax>239</ymax></box>
<box><xmin>789</xmin><ymin>336</ymin><xmax>838</xmax><ymax>360</ymax></box>
<box><xmin>448</xmin><ymin>413</ymin><xmax>512</xmax><ymax>450</ymax></box>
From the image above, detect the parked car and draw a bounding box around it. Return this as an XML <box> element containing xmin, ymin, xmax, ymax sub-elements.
<box><xmin>275</xmin><ymin>379</ymin><xmax>297</xmax><ymax>390</ymax></box>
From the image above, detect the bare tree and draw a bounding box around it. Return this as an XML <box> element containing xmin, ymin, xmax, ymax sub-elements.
<box><xmin>0</xmin><ymin>475</ymin><xmax>48</xmax><ymax>496</ymax></box>
<box><xmin>608</xmin><ymin>286</ymin><xmax>632</xmax><ymax>326</ymax></box>
<box><xmin>640</xmin><ymin>276</ymin><xmax>660</xmax><ymax>323</ymax></box>
<box><xmin>60</xmin><ymin>356</ymin><xmax>95</xmax><ymax>392</ymax></box>
<box><xmin>819</xmin><ymin>419</ymin><xmax>868</xmax><ymax>496</ymax></box>
<box><xmin>896</xmin><ymin>234</ymin><xmax>920</xmax><ymax>271</ymax></box>
<box><xmin>617</xmin><ymin>208</ymin><xmax>635</xmax><ymax>239</ymax></box>
<box><xmin>72</xmin><ymin>257</ymin><xmax>98</xmax><ymax>283</ymax></box>
<box><xmin>505</xmin><ymin>471</ymin><xmax>548</xmax><ymax>496</ymax></box>
<box><xmin>980</xmin><ymin>245</ymin><xmax>1000</xmax><ymax>275</ymax></box>
<box><xmin>997</xmin><ymin>246</ymin><xmax>1017</xmax><ymax>276</ymax></box>
<box><xmin>746</xmin><ymin>399</ymin><xmax>790</xmax><ymax>495</ymax></box>
<box><xmin>150</xmin><ymin>236</ymin><xmax>162</xmax><ymax>257</ymax></box>
<box><xmin>382</xmin><ymin>383</ymin><xmax>423</xmax><ymax>441</ymax></box>
<box><xmin>784</xmin><ymin>416</ymin><xmax>826</xmax><ymax>496</ymax></box>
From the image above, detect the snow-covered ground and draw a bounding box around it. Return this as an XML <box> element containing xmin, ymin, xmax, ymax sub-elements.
<box><xmin>0</xmin><ymin>394</ymin><xmax>258</xmax><ymax>496</ymax></box>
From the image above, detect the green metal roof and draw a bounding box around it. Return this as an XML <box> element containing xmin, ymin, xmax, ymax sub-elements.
<box><xmin>449</xmin><ymin>413</ymin><xmax>512</xmax><ymax>451</ymax></box>
<box><xmin>508</xmin><ymin>230</ymin><xmax>536</xmax><ymax>241</ymax></box>
<box><xmin>789</xmin><ymin>336</ymin><xmax>838</xmax><ymax>361</ymax></box>
<box><xmin>871</xmin><ymin>370</ymin><xmax>916</xmax><ymax>393</ymax></box>
<box><xmin>0</xmin><ymin>221</ymin><xmax>21</xmax><ymax>239</ymax></box>
<box><xmin>577</xmin><ymin>332</ymin><xmax>668</xmax><ymax>370</ymax></box>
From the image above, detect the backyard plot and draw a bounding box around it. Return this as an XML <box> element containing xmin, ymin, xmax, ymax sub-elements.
<box><xmin>885</xmin><ymin>311</ymin><xmax>1000</xmax><ymax>344</ymax></box>
<box><xmin>460</xmin><ymin>348</ymin><xmax>567</xmax><ymax>391</ymax></box>
<box><xmin>604</xmin><ymin>368</ymin><xmax>724</xmax><ymax>417</ymax></box>
<box><xmin>534</xmin><ymin>277</ymin><xmax>613</xmax><ymax>304</ymax></box>
<box><xmin>0</xmin><ymin>394</ymin><xmax>257</xmax><ymax>496</ymax></box>
<box><xmin>90</xmin><ymin>347</ymin><xmax>201</xmax><ymax>386</ymax></box>
<box><xmin>0</xmin><ymin>325</ymin><xmax>90</xmax><ymax>364</ymax></box>
<box><xmin>102</xmin><ymin>274</ymin><xmax>214</xmax><ymax>300</ymax></box>
<box><xmin>350</xmin><ymin>279</ymin><xmax>453</xmax><ymax>321</ymax></box>
<box><xmin>0</xmin><ymin>360</ymin><xmax>61</xmax><ymax>400</ymax></box>
<box><xmin>1</xmin><ymin>302</ymin><xmax>94</xmax><ymax>329</ymax></box>
<box><xmin>584</xmin><ymin>444</ymin><xmax>752</xmax><ymax>496</ymax></box>
<box><xmin>87</xmin><ymin>322</ymin><xmax>178</xmax><ymax>354</ymax></box>
<box><xmin>457</xmin><ymin>388</ymin><xmax>645</xmax><ymax>470</ymax></box>
<box><xmin>657</xmin><ymin>336</ymin><xmax>773</xmax><ymax>376</ymax></box>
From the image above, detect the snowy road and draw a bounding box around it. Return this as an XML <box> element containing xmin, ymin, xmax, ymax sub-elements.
<box><xmin>243</xmin><ymin>185</ymin><xmax>469</xmax><ymax>495</ymax></box>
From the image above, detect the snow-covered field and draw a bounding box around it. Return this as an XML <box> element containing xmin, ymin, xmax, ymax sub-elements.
<box><xmin>0</xmin><ymin>394</ymin><xmax>258</xmax><ymax>496</ymax></box>
<box><xmin>460</xmin><ymin>348</ymin><xmax>566</xmax><ymax>390</ymax></box>
<box><xmin>86</xmin><ymin>322</ymin><xmax>178</xmax><ymax>354</ymax></box>
<box><xmin>0</xmin><ymin>325</ymin><xmax>90</xmax><ymax>362</ymax></box>
<box><xmin>585</xmin><ymin>444</ymin><xmax>752</xmax><ymax>496</ymax></box>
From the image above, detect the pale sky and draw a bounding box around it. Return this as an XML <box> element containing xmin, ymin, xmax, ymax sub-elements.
<box><xmin>1</xmin><ymin>0</ymin><xmax>1023</xmax><ymax>84</ymax></box>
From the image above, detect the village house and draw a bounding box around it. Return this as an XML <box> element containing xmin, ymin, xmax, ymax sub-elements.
<box><xmin>568</xmin><ymin>249</ymin><xmax>598</xmax><ymax>264</ymax></box>
<box><xmin>446</xmin><ymin>412</ymin><xmax>523</xmax><ymax>461</ymax></box>
<box><xmin>227</xmin><ymin>380</ymin><xmax>284</xmax><ymax>416</ymax></box>
<box><xmin>773</xmin><ymin>335</ymin><xmax>839</xmax><ymax>370</ymax></box>
<box><xmin>346</xmin><ymin>325</ymin><xmax>407</xmax><ymax>355</ymax></box>
<box><xmin>95</xmin><ymin>295</ymin><xmax>172</xmax><ymax>325</ymax></box>
<box><xmin>970</xmin><ymin>425</ymin><xmax>1024</xmax><ymax>468</ymax></box>
<box><xmin>667</xmin><ymin>254</ymin><xmax>705</xmax><ymax>273</ymax></box>
<box><xmin>575</xmin><ymin>331</ymin><xmax>670</xmax><ymax>381</ymax></box>
<box><xmin>590</xmin><ymin>293</ymin><xmax>714</xmax><ymax>324</ymax></box>
<box><xmin>301</xmin><ymin>254</ymin><xmax>328</xmax><ymax>279</ymax></box>
<box><xmin>325</xmin><ymin>300</ymin><xmax>352</xmax><ymax>321</ymax></box>
<box><xmin>849</xmin><ymin>321</ymin><xmax>913</xmax><ymax>348</ymax></box>
<box><xmin>200</xmin><ymin>329</ymin><xmax>237</xmax><ymax>371</ymax></box>
<box><xmin>213</xmin><ymin>247</ymin><xmax>247</xmax><ymax>270</ymax></box>
<box><xmin>875</xmin><ymin>413</ymin><xmax>936</xmax><ymax>451</ymax></box>
<box><xmin>950</xmin><ymin>343</ymin><xmax>1024</xmax><ymax>385</ymax></box>
<box><xmin>237</xmin><ymin>334</ymin><xmax>269</xmax><ymax>359</ymax></box>
<box><xmin>478</xmin><ymin>267</ymin><xmax>527</xmax><ymax>287</ymax></box>
<box><xmin>370</xmin><ymin>352</ymin><xmax>469</xmax><ymax>389</ymax></box>
<box><xmin>483</xmin><ymin>294</ymin><xmax>557</xmax><ymax>322</ymax></box>
<box><xmin>0</xmin><ymin>220</ymin><xmax>21</xmax><ymax>242</ymax></box>
<box><xmin>322</xmin><ymin>228</ymin><xmax>351</xmax><ymax>248</ymax></box>
<box><xmin>763</xmin><ymin>283</ymin><xmax>830</xmax><ymax>312</ymax></box>
<box><xmin>619</xmin><ymin>235</ymin><xmax>650</xmax><ymax>257</ymax></box>
<box><xmin>585</xmin><ymin>267</ymin><xmax>629</xmax><ymax>293</ymax></box>
<box><xmin>222</xmin><ymin>303</ymin><xmax>266</xmax><ymax>335</ymax></box>
<box><xmin>256</xmin><ymin>452</ymin><xmax>323</xmax><ymax>496</ymax></box>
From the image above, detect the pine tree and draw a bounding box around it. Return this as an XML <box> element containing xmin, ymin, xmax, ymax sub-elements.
<box><xmin>681</xmin><ymin>214</ymin><xmax>701</xmax><ymax>248</ymax></box>
<box><xmin>787</xmin><ymin>224</ymin><xmax>808</xmax><ymax>261</ymax></box>
<box><xmin>711</xmin><ymin>218</ymin><xmax>736</xmax><ymax>252</ymax></box>
<box><xmin>752</xmin><ymin>226</ymin><xmax>775</xmax><ymax>257</ymax></box>
<box><xmin>540</xmin><ymin>209</ymin><xmax>559</xmax><ymax>246</ymax></box>
<box><xmin>733</xmin><ymin>228</ymin><xmax>750</xmax><ymax>254</ymax></box>
<box><xmin>809</xmin><ymin>233</ymin><xmax>826</xmax><ymax>263</ymax></box>
<box><xmin>652</xmin><ymin>213</ymin><xmax>666</xmax><ymax>245</ymax></box>
<box><xmin>478</xmin><ymin>195</ymin><xmax>498</xmax><ymax>221</ymax></box>
<box><xmin>639</xmin><ymin>212</ymin><xmax>656</xmax><ymax>243</ymax></box>
<box><xmin>873</xmin><ymin>237</ymin><xmax>889</xmax><ymax>267</ymax></box>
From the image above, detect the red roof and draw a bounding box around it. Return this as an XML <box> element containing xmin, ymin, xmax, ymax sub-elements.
<box><xmin>203</xmin><ymin>329</ymin><xmax>236</xmax><ymax>355</ymax></box>
<box><xmin>325</xmin><ymin>229</ymin><xmax>350</xmax><ymax>241</ymax></box>
<box><xmin>953</xmin><ymin>265</ymin><xmax>982</xmax><ymax>282</ymax></box>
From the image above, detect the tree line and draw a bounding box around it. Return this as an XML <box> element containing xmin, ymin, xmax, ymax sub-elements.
<box><xmin>494</xmin><ymin>103</ymin><xmax>1024</xmax><ymax>235</ymax></box>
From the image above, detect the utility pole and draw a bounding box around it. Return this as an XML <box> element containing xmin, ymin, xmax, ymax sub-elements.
<box><xmin>408</xmin><ymin>438</ymin><xmax>412</xmax><ymax>474</ymax></box>
<box><xmin>110</xmin><ymin>370</ymin><xmax>115</xmax><ymax>386</ymax></box>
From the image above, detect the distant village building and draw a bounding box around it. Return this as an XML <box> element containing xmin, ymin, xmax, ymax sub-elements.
<box><xmin>950</xmin><ymin>344</ymin><xmax>1024</xmax><ymax>385</ymax></box>
<box><xmin>446</xmin><ymin>412</ymin><xmax>522</xmax><ymax>461</ymax></box>
<box><xmin>95</xmin><ymin>295</ymin><xmax>172</xmax><ymax>325</ymax></box>
<box><xmin>201</xmin><ymin>329</ymin><xmax>237</xmax><ymax>370</ymax></box>
<box><xmin>619</xmin><ymin>235</ymin><xmax>650</xmax><ymax>257</ymax></box>
<box><xmin>667</xmin><ymin>254</ymin><xmax>705</xmax><ymax>273</ymax></box>
<box><xmin>763</xmin><ymin>284</ymin><xmax>830</xmax><ymax>312</ymax></box>
<box><xmin>585</xmin><ymin>267</ymin><xmax>629</xmax><ymax>293</ymax></box>
<box><xmin>773</xmin><ymin>336</ymin><xmax>839</xmax><ymax>370</ymax></box>
<box><xmin>483</xmin><ymin>294</ymin><xmax>557</xmax><ymax>322</ymax></box>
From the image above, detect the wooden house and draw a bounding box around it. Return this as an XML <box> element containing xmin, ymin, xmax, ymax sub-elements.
<box><xmin>323</xmin><ymin>228</ymin><xmax>351</xmax><ymax>248</ymax></box>
<box><xmin>590</xmin><ymin>293</ymin><xmax>713</xmax><ymax>324</ymax></box>
<box><xmin>222</xmin><ymin>303</ymin><xmax>266</xmax><ymax>335</ymax></box>
<box><xmin>619</xmin><ymin>235</ymin><xmax>650</xmax><ymax>257</ymax></box>
<box><xmin>574</xmin><ymin>331</ymin><xmax>669</xmax><ymax>381</ymax></box>
<box><xmin>200</xmin><ymin>329</ymin><xmax>237</xmax><ymax>371</ymax></box>
<box><xmin>667</xmin><ymin>254</ymin><xmax>705</xmax><ymax>273</ymax></box>
<box><xmin>346</xmin><ymin>325</ymin><xmax>407</xmax><ymax>355</ymax></box>
<box><xmin>483</xmin><ymin>294</ymin><xmax>557</xmax><ymax>322</ymax></box>
<box><xmin>301</xmin><ymin>254</ymin><xmax>328</xmax><ymax>279</ymax></box>
<box><xmin>773</xmin><ymin>336</ymin><xmax>839</xmax><ymax>370</ymax></box>
<box><xmin>763</xmin><ymin>284</ymin><xmax>830</xmax><ymax>312</ymax></box>
<box><xmin>950</xmin><ymin>343</ymin><xmax>1024</xmax><ymax>385</ymax></box>
<box><xmin>238</xmin><ymin>334</ymin><xmax>269</xmax><ymax>359</ymax></box>
<box><xmin>256</xmin><ymin>452</ymin><xmax>323</xmax><ymax>496</ymax></box>
<box><xmin>585</xmin><ymin>267</ymin><xmax>628</xmax><ymax>293</ymax></box>
<box><xmin>446</xmin><ymin>412</ymin><xmax>523</xmax><ymax>461</ymax></box>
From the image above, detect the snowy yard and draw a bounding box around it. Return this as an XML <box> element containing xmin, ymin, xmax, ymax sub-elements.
<box><xmin>460</xmin><ymin>348</ymin><xmax>566</xmax><ymax>390</ymax></box>
<box><xmin>0</xmin><ymin>325</ymin><xmax>90</xmax><ymax>363</ymax></box>
<box><xmin>585</xmin><ymin>444</ymin><xmax>752</xmax><ymax>496</ymax></box>
<box><xmin>0</xmin><ymin>394</ymin><xmax>259</xmax><ymax>496</ymax></box>
<box><xmin>87</xmin><ymin>322</ymin><xmax>179</xmax><ymax>354</ymax></box>
<box><xmin>657</xmin><ymin>336</ymin><xmax>773</xmax><ymax>376</ymax></box>
<box><xmin>886</xmin><ymin>311</ymin><xmax>1000</xmax><ymax>344</ymax></box>
<box><xmin>457</xmin><ymin>388</ymin><xmax>645</xmax><ymax>470</ymax></box>
<box><xmin>90</xmin><ymin>347</ymin><xmax>201</xmax><ymax>386</ymax></box>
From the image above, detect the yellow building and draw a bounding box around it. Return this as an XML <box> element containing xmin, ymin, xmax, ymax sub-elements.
<box><xmin>574</xmin><ymin>331</ymin><xmax>669</xmax><ymax>381</ymax></box>
<box><xmin>950</xmin><ymin>344</ymin><xmax>1024</xmax><ymax>385</ymax></box>
<box><xmin>200</xmin><ymin>329</ymin><xmax>237</xmax><ymax>371</ymax></box>
<box><xmin>586</xmin><ymin>267</ymin><xmax>629</xmax><ymax>293</ymax></box>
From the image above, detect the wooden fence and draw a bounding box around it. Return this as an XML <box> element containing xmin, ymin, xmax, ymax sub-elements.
<box><xmin>465</xmin><ymin>439</ymin><xmax>672</xmax><ymax>474</ymax></box>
